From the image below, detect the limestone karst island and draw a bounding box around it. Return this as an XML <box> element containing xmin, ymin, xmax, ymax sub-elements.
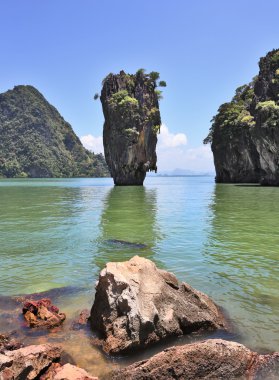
<box><xmin>0</xmin><ymin>2</ymin><xmax>279</xmax><ymax>380</ymax></box>
<box><xmin>100</xmin><ymin>69</ymin><xmax>163</xmax><ymax>186</ymax></box>
<box><xmin>205</xmin><ymin>49</ymin><xmax>279</xmax><ymax>185</ymax></box>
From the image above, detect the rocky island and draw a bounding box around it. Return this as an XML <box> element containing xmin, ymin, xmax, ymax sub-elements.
<box><xmin>204</xmin><ymin>49</ymin><xmax>279</xmax><ymax>185</ymax></box>
<box><xmin>99</xmin><ymin>70</ymin><xmax>165</xmax><ymax>185</ymax></box>
<box><xmin>0</xmin><ymin>85</ymin><xmax>109</xmax><ymax>178</ymax></box>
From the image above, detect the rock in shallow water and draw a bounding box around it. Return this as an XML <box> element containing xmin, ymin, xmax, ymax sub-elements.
<box><xmin>101</xmin><ymin>70</ymin><xmax>161</xmax><ymax>185</ymax></box>
<box><xmin>205</xmin><ymin>49</ymin><xmax>279</xmax><ymax>185</ymax></box>
<box><xmin>111</xmin><ymin>339</ymin><xmax>279</xmax><ymax>380</ymax></box>
<box><xmin>0</xmin><ymin>333</ymin><xmax>23</xmax><ymax>354</ymax></box>
<box><xmin>22</xmin><ymin>298</ymin><xmax>66</xmax><ymax>329</ymax></box>
<box><xmin>41</xmin><ymin>363</ymin><xmax>98</xmax><ymax>380</ymax></box>
<box><xmin>106</xmin><ymin>239</ymin><xmax>147</xmax><ymax>249</ymax></box>
<box><xmin>71</xmin><ymin>309</ymin><xmax>90</xmax><ymax>331</ymax></box>
<box><xmin>90</xmin><ymin>256</ymin><xmax>229</xmax><ymax>355</ymax></box>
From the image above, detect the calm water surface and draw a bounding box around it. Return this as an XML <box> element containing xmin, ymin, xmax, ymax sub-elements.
<box><xmin>0</xmin><ymin>176</ymin><xmax>278</xmax><ymax>376</ymax></box>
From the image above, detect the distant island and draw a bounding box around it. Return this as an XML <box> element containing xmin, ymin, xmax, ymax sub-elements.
<box><xmin>149</xmin><ymin>168</ymin><xmax>214</xmax><ymax>176</ymax></box>
<box><xmin>204</xmin><ymin>49</ymin><xmax>279</xmax><ymax>185</ymax></box>
<box><xmin>0</xmin><ymin>85</ymin><xmax>109</xmax><ymax>178</ymax></box>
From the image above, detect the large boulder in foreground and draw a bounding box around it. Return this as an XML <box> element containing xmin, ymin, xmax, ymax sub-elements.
<box><xmin>91</xmin><ymin>256</ymin><xmax>229</xmax><ymax>355</ymax></box>
<box><xmin>112</xmin><ymin>339</ymin><xmax>279</xmax><ymax>380</ymax></box>
<box><xmin>101</xmin><ymin>70</ymin><xmax>162</xmax><ymax>185</ymax></box>
<box><xmin>0</xmin><ymin>344</ymin><xmax>61</xmax><ymax>379</ymax></box>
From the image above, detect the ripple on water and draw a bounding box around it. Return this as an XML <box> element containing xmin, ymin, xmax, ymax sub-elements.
<box><xmin>0</xmin><ymin>177</ymin><xmax>278</xmax><ymax>374</ymax></box>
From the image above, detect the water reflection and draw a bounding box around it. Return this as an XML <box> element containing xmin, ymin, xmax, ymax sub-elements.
<box><xmin>94</xmin><ymin>186</ymin><xmax>161</xmax><ymax>269</ymax></box>
<box><xmin>204</xmin><ymin>184</ymin><xmax>279</xmax><ymax>351</ymax></box>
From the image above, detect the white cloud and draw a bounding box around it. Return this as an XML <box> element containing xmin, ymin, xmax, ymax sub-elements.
<box><xmin>156</xmin><ymin>124</ymin><xmax>213</xmax><ymax>172</ymax></box>
<box><xmin>158</xmin><ymin>124</ymin><xmax>187</xmax><ymax>148</ymax></box>
<box><xmin>80</xmin><ymin>134</ymin><xmax>104</xmax><ymax>154</ymax></box>
<box><xmin>157</xmin><ymin>143</ymin><xmax>214</xmax><ymax>172</ymax></box>
<box><xmin>183</xmin><ymin>145</ymin><xmax>213</xmax><ymax>162</ymax></box>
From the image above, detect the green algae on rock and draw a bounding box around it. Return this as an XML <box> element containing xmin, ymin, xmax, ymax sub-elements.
<box><xmin>0</xmin><ymin>85</ymin><xmax>109</xmax><ymax>178</ymax></box>
<box><xmin>100</xmin><ymin>70</ymin><xmax>165</xmax><ymax>185</ymax></box>
<box><xmin>204</xmin><ymin>49</ymin><xmax>279</xmax><ymax>185</ymax></box>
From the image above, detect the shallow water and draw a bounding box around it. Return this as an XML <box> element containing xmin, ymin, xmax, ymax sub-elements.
<box><xmin>0</xmin><ymin>177</ymin><xmax>278</xmax><ymax>376</ymax></box>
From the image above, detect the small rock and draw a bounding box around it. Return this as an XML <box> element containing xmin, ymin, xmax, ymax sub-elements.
<box><xmin>0</xmin><ymin>333</ymin><xmax>23</xmax><ymax>354</ymax></box>
<box><xmin>106</xmin><ymin>239</ymin><xmax>147</xmax><ymax>249</ymax></box>
<box><xmin>40</xmin><ymin>363</ymin><xmax>61</xmax><ymax>380</ymax></box>
<box><xmin>22</xmin><ymin>298</ymin><xmax>66</xmax><ymax>329</ymax></box>
<box><xmin>91</xmin><ymin>256</ymin><xmax>229</xmax><ymax>355</ymax></box>
<box><xmin>71</xmin><ymin>309</ymin><xmax>90</xmax><ymax>330</ymax></box>
<box><xmin>41</xmin><ymin>362</ymin><xmax>98</xmax><ymax>380</ymax></box>
<box><xmin>111</xmin><ymin>339</ymin><xmax>279</xmax><ymax>380</ymax></box>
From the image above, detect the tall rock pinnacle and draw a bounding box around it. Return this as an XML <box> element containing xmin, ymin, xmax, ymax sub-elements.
<box><xmin>100</xmin><ymin>70</ymin><xmax>164</xmax><ymax>185</ymax></box>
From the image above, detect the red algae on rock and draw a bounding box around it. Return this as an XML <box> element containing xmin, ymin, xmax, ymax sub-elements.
<box><xmin>22</xmin><ymin>298</ymin><xmax>66</xmax><ymax>329</ymax></box>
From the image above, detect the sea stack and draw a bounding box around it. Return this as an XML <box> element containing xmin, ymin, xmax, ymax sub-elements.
<box><xmin>100</xmin><ymin>70</ymin><xmax>164</xmax><ymax>185</ymax></box>
<box><xmin>204</xmin><ymin>49</ymin><xmax>279</xmax><ymax>185</ymax></box>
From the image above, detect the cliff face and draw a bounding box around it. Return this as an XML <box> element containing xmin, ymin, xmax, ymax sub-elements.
<box><xmin>0</xmin><ymin>85</ymin><xmax>109</xmax><ymax>178</ymax></box>
<box><xmin>205</xmin><ymin>49</ymin><xmax>279</xmax><ymax>185</ymax></box>
<box><xmin>101</xmin><ymin>70</ymin><xmax>161</xmax><ymax>185</ymax></box>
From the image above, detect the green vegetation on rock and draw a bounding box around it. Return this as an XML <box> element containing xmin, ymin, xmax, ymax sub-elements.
<box><xmin>101</xmin><ymin>69</ymin><xmax>163</xmax><ymax>185</ymax></box>
<box><xmin>204</xmin><ymin>48</ymin><xmax>279</xmax><ymax>185</ymax></box>
<box><xmin>152</xmin><ymin>124</ymin><xmax>161</xmax><ymax>134</ymax></box>
<box><xmin>204</xmin><ymin>81</ymin><xmax>256</xmax><ymax>144</ymax></box>
<box><xmin>256</xmin><ymin>100</ymin><xmax>279</xmax><ymax>110</ymax></box>
<box><xmin>0</xmin><ymin>85</ymin><xmax>109</xmax><ymax>178</ymax></box>
<box><xmin>109</xmin><ymin>90</ymin><xmax>139</xmax><ymax>109</ymax></box>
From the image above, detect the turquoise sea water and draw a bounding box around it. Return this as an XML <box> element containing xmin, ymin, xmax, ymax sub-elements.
<box><xmin>0</xmin><ymin>176</ymin><xmax>278</xmax><ymax>376</ymax></box>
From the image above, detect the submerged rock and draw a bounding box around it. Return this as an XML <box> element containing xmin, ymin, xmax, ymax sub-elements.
<box><xmin>22</xmin><ymin>298</ymin><xmax>66</xmax><ymax>329</ymax></box>
<box><xmin>204</xmin><ymin>49</ymin><xmax>279</xmax><ymax>185</ymax></box>
<box><xmin>14</xmin><ymin>286</ymin><xmax>87</xmax><ymax>304</ymax></box>
<box><xmin>111</xmin><ymin>339</ymin><xmax>279</xmax><ymax>380</ymax></box>
<box><xmin>101</xmin><ymin>70</ymin><xmax>164</xmax><ymax>185</ymax></box>
<box><xmin>0</xmin><ymin>344</ymin><xmax>61</xmax><ymax>379</ymax></box>
<box><xmin>41</xmin><ymin>363</ymin><xmax>98</xmax><ymax>380</ymax></box>
<box><xmin>71</xmin><ymin>309</ymin><xmax>90</xmax><ymax>331</ymax></box>
<box><xmin>106</xmin><ymin>239</ymin><xmax>147</xmax><ymax>249</ymax></box>
<box><xmin>90</xmin><ymin>256</ymin><xmax>229</xmax><ymax>355</ymax></box>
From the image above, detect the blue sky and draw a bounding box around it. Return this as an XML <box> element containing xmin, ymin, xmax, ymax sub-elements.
<box><xmin>1</xmin><ymin>0</ymin><xmax>279</xmax><ymax>172</ymax></box>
